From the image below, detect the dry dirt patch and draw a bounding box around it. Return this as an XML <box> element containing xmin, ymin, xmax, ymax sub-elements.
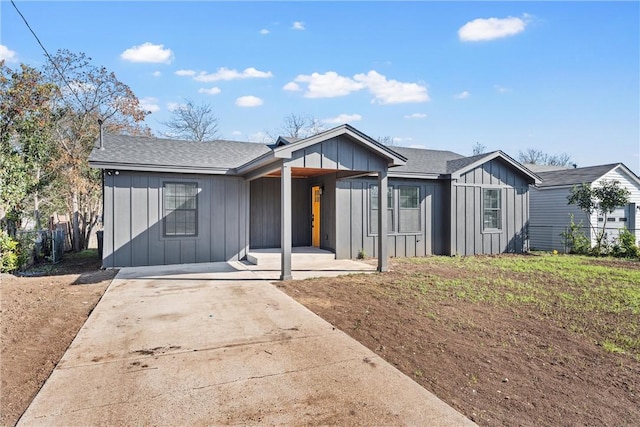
<box><xmin>0</xmin><ymin>252</ymin><xmax>115</xmax><ymax>427</ymax></box>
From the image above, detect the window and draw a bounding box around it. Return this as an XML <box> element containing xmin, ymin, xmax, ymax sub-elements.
<box><xmin>370</xmin><ymin>184</ymin><xmax>394</xmax><ymax>234</ymax></box>
<box><xmin>399</xmin><ymin>186</ymin><xmax>420</xmax><ymax>232</ymax></box>
<box><xmin>164</xmin><ymin>182</ymin><xmax>198</xmax><ymax>237</ymax></box>
<box><xmin>483</xmin><ymin>188</ymin><xmax>502</xmax><ymax>231</ymax></box>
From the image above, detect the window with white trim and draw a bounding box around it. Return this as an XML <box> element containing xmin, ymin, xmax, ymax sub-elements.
<box><xmin>483</xmin><ymin>188</ymin><xmax>502</xmax><ymax>231</ymax></box>
<box><xmin>164</xmin><ymin>182</ymin><xmax>198</xmax><ymax>237</ymax></box>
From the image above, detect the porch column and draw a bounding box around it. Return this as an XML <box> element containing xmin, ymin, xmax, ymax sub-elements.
<box><xmin>280</xmin><ymin>163</ymin><xmax>292</xmax><ymax>280</ymax></box>
<box><xmin>377</xmin><ymin>169</ymin><xmax>388</xmax><ymax>272</ymax></box>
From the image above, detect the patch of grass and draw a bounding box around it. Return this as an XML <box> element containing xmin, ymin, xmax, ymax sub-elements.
<box><xmin>392</xmin><ymin>255</ymin><xmax>640</xmax><ymax>358</ymax></box>
<box><xmin>602</xmin><ymin>341</ymin><xmax>626</xmax><ymax>354</ymax></box>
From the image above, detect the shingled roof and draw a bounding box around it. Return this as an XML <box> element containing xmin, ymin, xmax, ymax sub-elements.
<box><xmin>89</xmin><ymin>134</ymin><xmax>271</xmax><ymax>173</ymax></box>
<box><xmin>535</xmin><ymin>163</ymin><xmax>623</xmax><ymax>188</ymax></box>
<box><xmin>389</xmin><ymin>147</ymin><xmax>465</xmax><ymax>176</ymax></box>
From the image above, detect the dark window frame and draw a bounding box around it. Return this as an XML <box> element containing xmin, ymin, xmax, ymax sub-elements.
<box><xmin>163</xmin><ymin>181</ymin><xmax>199</xmax><ymax>238</ymax></box>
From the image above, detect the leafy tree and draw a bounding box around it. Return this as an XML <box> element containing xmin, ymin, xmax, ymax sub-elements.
<box><xmin>43</xmin><ymin>50</ymin><xmax>150</xmax><ymax>251</ymax></box>
<box><xmin>161</xmin><ymin>99</ymin><xmax>220</xmax><ymax>141</ymax></box>
<box><xmin>567</xmin><ymin>180</ymin><xmax>631</xmax><ymax>255</ymax></box>
<box><xmin>0</xmin><ymin>61</ymin><xmax>56</xmax><ymax>234</ymax></box>
<box><xmin>518</xmin><ymin>148</ymin><xmax>573</xmax><ymax>167</ymax></box>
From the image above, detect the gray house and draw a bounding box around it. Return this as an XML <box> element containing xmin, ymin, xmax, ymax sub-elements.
<box><xmin>89</xmin><ymin>124</ymin><xmax>540</xmax><ymax>278</ymax></box>
<box><xmin>529</xmin><ymin>163</ymin><xmax>640</xmax><ymax>251</ymax></box>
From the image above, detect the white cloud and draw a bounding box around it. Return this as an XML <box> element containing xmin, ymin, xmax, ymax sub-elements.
<box><xmin>404</xmin><ymin>113</ymin><xmax>427</xmax><ymax>119</ymax></box>
<box><xmin>260</xmin><ymin>29</ymin><xmax>269</xmax><ymax>35</ymax></box>
<box><xmin>140</xmin><ymin>97</ymin><xmax>160</xmax><ymax>113</ymax></box>
<box><xmin>454</xmin><ymin>91</ymin><xmax>470</xmax><ymax>99</ymax></box>
<box><xmin>282</xmin><ymin>82</ymin><xmax>301</xmax><ymax>91</ymax></box>
<box><xmin>494</xmin><ymin>84</ymin><xmax>511</xmax><ymax>93</ymax></box>
<box><xmin>120</xmin><ymin>42</ymin><xmax>174</xmax><ymax>64</ymax></box>
<box><xmin>290</xmin><ymin>71</ymin><xmax>364</xmax><ymax>98</ymax></box>
<box><xmin>286</xmin><ymin>70</ymin><xmax>429</xmax><ymax>104</ymax></box>
<box><xmin>236</xmin><ymin>95</ymin><xmax>264</xmax><ymax>107</ymax></box>
<box><xmin>198</xmin><ymin>87</ymin><xmax>222</xmax><ymax>95</ymax></box>
<box><xmin>323</xmin><ymin>113</ymin><xmax>362</xmax><ymax>124</ymax></box>
<box><xmin>231</xmin><ymin>130</ymin><xmax>243</xmax><ymax>137</ymax></box>
<box><xmin>353</xmin><ymin>71</ymin><xmax>429</xmax><ymax>104</ymax></box>
<box><xmin>176</xmin><ymin>67</ymin><xmax>273</xmax><ymax>82</ymax></box>
<box><xmin>0</xmin><ymin>44</ymin><xmax>17</xmax><ymax>62</ymax></box>
<box><xmin>152</xmin><ymin>71</ymin><xmax>162</xmax><ymax>77</ymax></box>
<box><xmin>458</xmin><ymin>16</ymin><xmax>528</xmax><ymax>42</ymax></box>
<box><xmin>292</xmin><ymin>21</ymin><xmax>305</xmax><ymax>30</ymax></box>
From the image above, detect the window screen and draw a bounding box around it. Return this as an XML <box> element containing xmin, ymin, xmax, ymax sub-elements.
<box><xmin>399</xmin><ymin>186</ymin><xmax>420</xmax><ymax>232</ymax></box>
<box><xmin>164</xmin><ymin>182</ymin><xmax>198</xmax><ymax>237</ymax></box>
<box><xmin>370</xmin><ymin>184</ymin><xmax>394</xmax><ymax>234</ymax></box>
<box><xmin>483</xmin><ymin>188</ymin><xmax>502</xmax><ymax>230</ymax></box>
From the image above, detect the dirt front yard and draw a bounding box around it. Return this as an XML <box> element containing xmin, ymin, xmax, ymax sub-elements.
<box><xmin>280</xmin><ymin>254</ymin><xmax>640</xmax><ymax>427</ymax></box>
<box><xmin>0</xmin><ymin>251</ymin><xmax>116</xmax><ymax>427</ymax></box>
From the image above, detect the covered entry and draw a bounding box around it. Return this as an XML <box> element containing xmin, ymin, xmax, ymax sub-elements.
<box><xmin>239</xmin><ymin>125</ymin><xmax>406</xmax><ymax>280</ymax></box>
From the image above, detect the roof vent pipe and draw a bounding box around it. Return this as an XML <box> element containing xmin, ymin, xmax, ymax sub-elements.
<box><xmin>98</xmin><ymin>118</ymin><xmax>104</xmax><ymax>150</ymax></box>
<box><xmin>572</xmin><ymin>163</ymin><xmax>577</xmax><ymax>169</ymax></box>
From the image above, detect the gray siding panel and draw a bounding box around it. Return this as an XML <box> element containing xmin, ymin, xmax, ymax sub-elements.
<box><xmin>131</xmin><ymin>175</ymin><xmax>149</xmax><ymax>266</ymax></box>
<box><xmin>335</xmin><ymin>178</ymin><xmax>447</xmax><ymax>259</ymax></box>
<box><xmin>103</xmin><ymin>171</ymin><xmax>249</xmax><ymax>268</ymax></box>
<box><xmin>249</xmin><ymin>177</ymin><xmax>311</xmax><ymax>249</ymax></box>
<box><xmin>451</xmin><ymin>159</ymin><xmax>531</xmax><ymax>255</ymax></box>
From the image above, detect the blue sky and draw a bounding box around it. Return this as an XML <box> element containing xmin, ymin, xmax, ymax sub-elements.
<box><xmin>2</xmin><ymin>1</ymin><xmax>639</xmax><ymax>173</ymax></box>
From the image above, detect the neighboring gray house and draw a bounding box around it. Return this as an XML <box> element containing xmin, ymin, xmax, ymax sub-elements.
<box><xmin>529</xmin><ymin>163</ymin><xmax>640</xmax><ymax>251</ymax></box>
<box><xmin>89</xmin><ymin>124</ymin><xmax>540</xmax><ymax>278</ymax></box>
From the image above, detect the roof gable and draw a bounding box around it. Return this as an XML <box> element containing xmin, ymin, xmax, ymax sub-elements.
<box><xmin>448</xmin><ymin>151</ymin><xmax>541</xmax><ymax>184</ymax></box>
<box><xmin>273</xmin><ymin>124</ymin><xmax>407</xmax><ymax>167</ymax></box>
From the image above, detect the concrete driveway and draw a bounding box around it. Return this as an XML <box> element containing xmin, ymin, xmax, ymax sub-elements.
<box><xmin>18</xmin><ymin>260</ymin><xmax>475</xmax><ymax>426</ymax></box>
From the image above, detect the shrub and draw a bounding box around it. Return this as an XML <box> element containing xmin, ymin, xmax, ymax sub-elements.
<box><xmin>612</xmin><ymin>228</ymin><xmax>639</xmax><ymax>259</ymax></box>
<box><xmin>0</xmin><ymin>231</ymin><xmax>20</xmax><ymax>273</ymax></box>
<box><xmin>560</xmin><ymin>214</ymin><xmax>591</xmax><ymax>254</ymax></box>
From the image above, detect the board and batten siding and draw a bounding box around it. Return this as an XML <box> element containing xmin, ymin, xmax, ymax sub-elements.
<box><xmin>451</xmin><ymin>158</ymin><xmax>531</xmax><ymax>255</ymax></box>
<box><xmin>335</xmin><ymin>178</ymin><xmax>448</xmax><ymax>259</ymax></box>
<box><xmin>103</xmin><ymin>171</ymin><xmax>249</xmax><ymax>268</ymax></box>
<box><xmin>249</xmin><ymin>177</ymin><xmax>311</xmax><ymax>249</ymax></box>
<box><xmin>287</xmin><ymin>135</ymin><xmax>388</xmax><ymax>172</ymax></box>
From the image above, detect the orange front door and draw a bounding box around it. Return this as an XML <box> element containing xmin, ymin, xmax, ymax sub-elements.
<box><xmin>312</xmin><ymin>186</ymin><xmax>321</xmax><ymax>247</ymax></box>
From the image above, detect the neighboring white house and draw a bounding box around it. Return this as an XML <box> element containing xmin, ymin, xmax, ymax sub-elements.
<box><xmin>529</xmin><ymin>163</ymin><xmax>640</xmax><ymax>251</ymax></box>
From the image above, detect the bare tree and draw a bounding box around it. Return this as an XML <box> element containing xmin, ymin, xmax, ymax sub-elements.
<box><xmin>376</xmin><ymin>136</ymin><xmax>395</xmax><ymax>146</ymax></box>
<box><xmin>266</xmin><ymin>113</ymin><xmax>326</xmax><ymax>141</ymax></box>
<box><xmin>162</xmin><ymin>99</ymin><xmax>220</xmax><ymax>141</ymax></box>
<box><xmin>472</xmin><ymin>142</ymin><xmax>486</xmax><ymax>155</ymax></box>
<box><xmin>518</xmin><ymin>148</ymin><xmax>573</xmax><ymax>166</ymax></box>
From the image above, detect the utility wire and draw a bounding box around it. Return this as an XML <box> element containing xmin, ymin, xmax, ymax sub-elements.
<box><xmin>10</xmin><ymin>0</ymin><xmax>89</xmax><ymax>115</ymax></box>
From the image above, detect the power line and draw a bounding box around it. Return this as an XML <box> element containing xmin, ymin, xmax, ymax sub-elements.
<box><xmin>10</xmin><ymin>0</ymin><xmax>88</xmax><ymax>114</ymax></box>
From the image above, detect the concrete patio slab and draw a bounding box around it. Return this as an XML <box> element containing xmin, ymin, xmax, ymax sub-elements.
<box><xmin>18</xmin><ymin>260</ymin><xmax>475</xmax><ymax>426</ymax></box>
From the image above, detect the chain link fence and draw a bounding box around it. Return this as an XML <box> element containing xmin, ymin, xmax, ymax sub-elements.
<box><xmin>529</xmin><ymin>224</ymin><xmax>639</xmax><ymax>253</ymax></box>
